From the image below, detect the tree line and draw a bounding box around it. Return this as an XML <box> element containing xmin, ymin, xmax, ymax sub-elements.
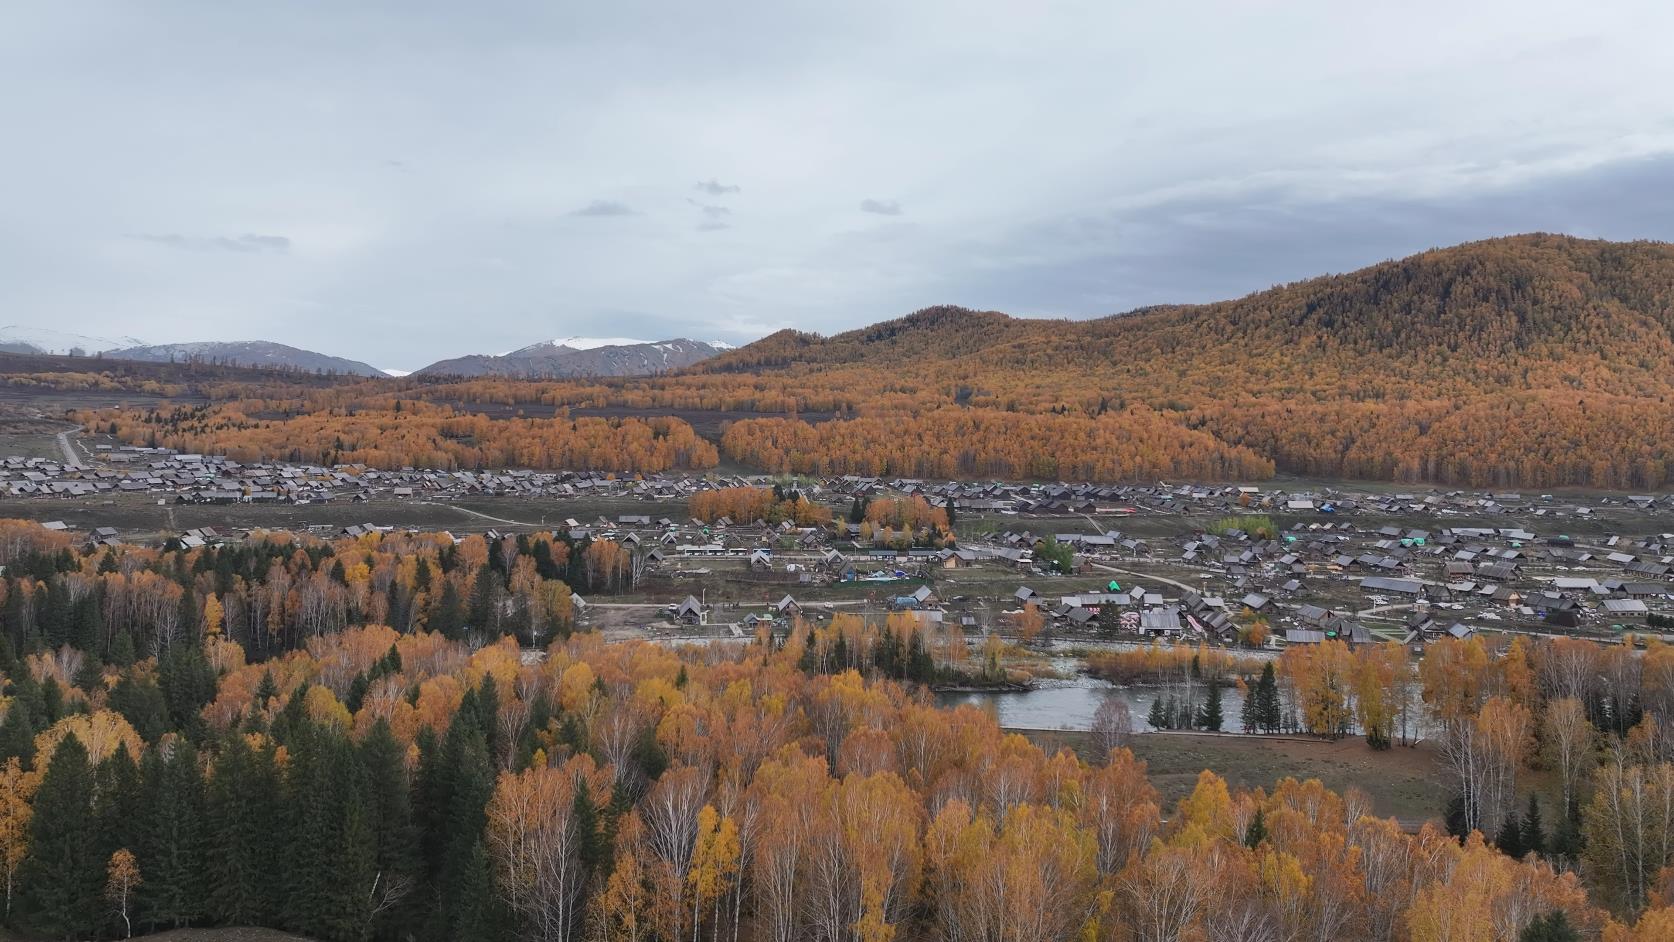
<box><xmin>0</xmin><ymin>619</ymin><xmax>1671</xmax><ymax>940</ymax></box>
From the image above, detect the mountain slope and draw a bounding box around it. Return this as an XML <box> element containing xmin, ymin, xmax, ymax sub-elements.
<box><xmin>52</xmin><ymin>234</ymin><xmax>1674</xmax><ymax>487</ymax></box>
<box><xmin>683</xmin><ymin>234</ymin><xmax>1674</xmax><ymax>486</ymax></box>
<box><xmin>416</xmin><ymin>338</ymin><xmax>730</xmax><ymax>378</ymax></box>
<box><xmin>705</xmin><ymin>234</ymin><xmax>1674</xmax><ymax>397</ymax></box>
<box><xmin>105</xmin><ymin>341</ymin><xmax>386</xmax><ymax>377</ymax></box>
<box><xmin>0</xmin><ymin>326</ymin><xmax>145</xmax><ymax>355</ymax></box>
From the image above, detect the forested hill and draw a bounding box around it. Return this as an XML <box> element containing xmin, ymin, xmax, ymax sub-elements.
<box><xmin>687</xmin><ymin>234</ymin><xmax>1674</xmax><ymax>488</ymax></box>
<box><xmin>57</xmin><ymin>234</ymin><xmax>1674</xmax><ymax>487</ymax></box>
<box><xmin>706</xmin><ymin>234</ymin><xmax>1674</xmax><ymax>397</ymax></box>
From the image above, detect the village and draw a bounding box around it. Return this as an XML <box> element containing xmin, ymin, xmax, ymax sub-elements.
<box><xmin>5</xmin><ymin>440</ymin><xmax>1674</xmax><ymax>661</ymax></box>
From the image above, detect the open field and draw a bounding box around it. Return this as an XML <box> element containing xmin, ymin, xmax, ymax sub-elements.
<box><xmin>0</xmin><ymin>492</ymin><xmax>694</xmax><ymax>542</ymax></box>
<box><xmin>569</xmin><ymin>405</ymin><xmax>838</xmax><ymax>440</ymax></box>
<box><xmin>1021</xmin><ymin>728</ymin><xmax>1448</xmax><ymax>825</ymax></box>
<box><xmin>0</xmin><ymin>418</ymin><xmax>76</xmax><ymax>461</ymax></box>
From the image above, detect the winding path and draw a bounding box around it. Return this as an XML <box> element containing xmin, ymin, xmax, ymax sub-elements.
<box><xmin>414</xmin><ymin>500</ymin><xmax>546</xmax><ymax>528</ymax></box>
<box><xmin>1087</xmin><ymin>561</ymin><xmax>1200</xmax><ymax>595</ymax></box>
<box><xmin>56</xmin><ymin>425</ymin><xmax>84</xmax><ymax>469</ymax></box>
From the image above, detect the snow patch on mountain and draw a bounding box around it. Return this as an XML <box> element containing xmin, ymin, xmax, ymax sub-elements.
<box><xmin>0</xmin><ymin>326</ymin><xmax>145</xmax><ymax>355</ymax></box>
<box><xmin>416</xmin><ymin>337</ymin><xmax>734</xmax><ymax>378</ymax></box>
<box><xmin>551</xmin><ymin>336</ymin><xmax>650</xmax><ymax>350</ymax></box>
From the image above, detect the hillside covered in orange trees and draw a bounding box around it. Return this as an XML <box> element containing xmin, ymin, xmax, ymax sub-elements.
<box><xmin>64</xmin><ymin>234</ymin><xmax>1674</xmax><ymax>486</ymax></box>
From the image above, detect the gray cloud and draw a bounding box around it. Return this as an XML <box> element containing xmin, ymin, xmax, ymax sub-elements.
<box><xmin>944</xmin><ymin>153</ymin><xmax>1674</xmax><ymax>319</ymax></box>
<box><xmin>129</xmin><ymin>233</ymin><xmax>291</xmax><ymax>253</ymax></box>
<box><xmin>570</xmin><ymin>200</ymin><xmax>636</xmax><ymax>217</ymax></box>
<box><xmin>4</xmin><ymin>2</ymin><xmax>1674</xmax><ymax>370</ymax></box>
<box><xmin>687</xmin><ymin>200</ymin><xmax>731</xmax><ymax>218</ymax></box>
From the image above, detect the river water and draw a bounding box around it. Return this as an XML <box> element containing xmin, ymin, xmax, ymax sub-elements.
<box><xmin>936</xmin><ymin>673</ymin><xmax>1249</xmax><ymax>732</ymax></box>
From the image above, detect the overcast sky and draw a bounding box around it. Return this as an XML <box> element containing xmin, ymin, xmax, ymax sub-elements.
<box><xmin>5</xmin><ymin>1</ymin><xmax>1674</xmax><ymax>370</ymax></box>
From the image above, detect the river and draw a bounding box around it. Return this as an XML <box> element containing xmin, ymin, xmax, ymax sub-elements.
<box><xmin>936</xmin><ymin>672</ymin><xmax>1250</xmax><ymax>732</ymax></box>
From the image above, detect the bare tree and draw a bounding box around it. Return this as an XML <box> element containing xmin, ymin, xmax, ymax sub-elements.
<box><xmin>1544</xmin><ymin>696</ymin><xmax>1593</xmax><ymax>816</ymax></box>
<box><xmin>1091</xmin><ymin>696</ymin><xmax>1134</xmax><ymax>760</ymax></box>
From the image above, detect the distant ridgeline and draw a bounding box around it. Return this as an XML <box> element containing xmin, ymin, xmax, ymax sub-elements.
<box><xmin>22</xmin><ymin>234</ymin><xmax>1674</xmax><ymax>486</ymax></box>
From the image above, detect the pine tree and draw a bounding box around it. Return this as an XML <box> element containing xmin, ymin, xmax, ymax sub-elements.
<box><xmin>345</xmin><ymin>672</ymin><xmax>371</xmax><ymax>715</ymax></box>
<box><xmin>1444</xmin><ymin>793</ymin><xmax>1470</xmax><ymax>841</ymax></box>
<box><xmin>432</xmin><ymin>581</ymin><xmax>465</xmax><ymax>640</ymax></box>
<box><xmin>157</xmin><ymin>643</ymin><xmax>215</xmax><ymax>739</ymax></box>
<box><xmin>476</xmin><ymin>675</ymin><xmax>501</xmax><ymax>762</ymax></box>
<box><xmin>1521</xmin><ymin>792</ymin><xmax>1546</xmax><ymax>857</ymax></box>
<box><xmin>1244</xmin><ymin>808</ymin><xmax>1267</xmax><ymax>848</ymax></box>
<box><xmin>137</xmin><ymin>740</ymin><xmax>206</xmax><ymax>928</ymax></box>
<box><xmin>1240</xmin><ymin>681</ymin><xmax>1258</xmax><ymax>733</ymax></box>
<box><xmin>269</xmin><ymin>682</ymin><xmax>310</xmax><ymax>746</ymax></box>
<box><xmin>906</xmin><ymin>631</ymin><xmax>935</xmax><ymax>683</ymax></box>
<box><xmin>17</xmin><ymin>733</ymin><xmax>101</xmax><ymax>938</ymax></box>
<box><xmin>469</xmin><ymin>565</ymin><xmax>503</xmax><ymax>637</ymax></box>
<box><xmin>0</xmin><ymin>698</ymin><xmax>35</xmax><ymax>769</ymax></box>
<box><xmin>1256</xmin><ymin>662</ymin><xmax>1282</xmax><ymax>733</ymax></box>
<box><xmin>327</xmin><ymin>793</ymin><xmax>384</xmax><ymax>941</ymax></box>
<box><xmin>281</xmin><ymin>723</ymin><xmax>358</xmax><ymax>939</ymax></box>
<box><xmin>40</xmin><ymin>677</ymin><xmax>64</xmax><ymax>725</ymax></box>
<box><xmin>109</xmin><ymin>631</ymin><xmax>138</xmax><ymax>668</ymax></box>
<box><xmin>205</xmin><ymin>734</ymin><xmax>278</xmax><ymax>925</ymax></box>
<box><xmin>1147</xmin><ymin>697</ymin><xmax>1166</xmax><ymax>730</ymax></box>
<box><xmin>1495</xmin><ymin>808</ymin><xmax>1525</xmax><ymax>859</ymax></box>
<box><xmin>1198</xmin><ymin>680</ymin><xmax>1224</xmax><ymax>732</ymax></box>
<box><xmin>437</xmin><ymin>722</ymin><xmax>496</xmax><ymax>939</ymax></box>
<box><xmin>1519</xmin><ymin>911</ymin><xmax>1580</xmax><ymax>942</ymax></box>
<box><xmin>445</xmin><ymin>837</ymin><xmax>499</xmax><ymax>941</ymax></box>
<box><xmin>69</xmin><ymin>597</ymin><xmax>100</xmax><ymax>654</ymax></box>
<box><xmin>359</xmin><ymin>719</ymin><xmax>418</xmax><ymax>936</ymax></box>
<box><xmin>94</xmin><ymin>743</ymin><xmax>144</xmax><ymax>867</ymax></box>
<box><xmin>413</xmin><ymin>725</ymin><xmax>448</xmax><ymax>884</ymax></box>
<box><xmin>1551</xmin><ymin>802</ymin><xmax>1583</xmax><ymax>859</ymax></box>
<box><xmin>574</xmin><ymin>781</ymin><xmax>606</xmax><ymax>884</ymax></box>
<box><xmin>108</xmin><ymin>675</ymin><xmax>171</xmax><ymax>743</ymax></box>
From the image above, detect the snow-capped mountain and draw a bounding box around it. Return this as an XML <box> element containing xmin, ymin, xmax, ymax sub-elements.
<box><xmin>0</xmin><ymin>326</ymin><xmax>145</xmax><ymax>355</ymax></box>
<box><xmin>104</xmin><ymin>341</ymin><xmax>386</xmax><ymax>376</ymax></box>
<box><xmin>547</xmin><ymin>336</ymin><xmax>653</xmax><ymax>351</ymax></box>
<box><xmin>416</xmin><ymin>338</ymin><xmax>733</xmax><ymax>378</ymax></box>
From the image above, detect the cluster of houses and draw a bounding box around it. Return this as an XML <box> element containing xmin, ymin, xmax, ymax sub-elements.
<box><xmin>825</xmin><ymin>475</ymin><xmax>1674</xmax><ymax>523</ymax></box>
<box><xmin>0</xmin><ymin>447</ymin><xmax>813</xmax><ymax>504</ymax></box>
<box><xmin>1009</xmin><ymin>518</ymin><xmax>1674</xmax><ymax>647</ymax></box>
<box><xmin>14</xmin><ymin>443</ymin><xmax>1674</xmax><ymax>648</ymax></box>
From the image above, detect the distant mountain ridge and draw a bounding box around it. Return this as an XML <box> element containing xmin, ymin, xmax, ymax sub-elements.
<box><xmin>416</xmin><ymin>337</ymin><xmax>733</xmax><ymax>378</ymax></box>
<box><xmin>0</xmin><ymin>326</ymin><xmax>145</xmax><ymax>356</ymax></box>
<box><xmin>105</xmin><ymin>341</ymin><xmax>386</xmax><ymax>377</ymax></box>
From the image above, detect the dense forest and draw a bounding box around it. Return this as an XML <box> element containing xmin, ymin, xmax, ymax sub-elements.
<box><xmin>81</xmin><ymin>401</ymin><xmax>718</xmax><ymax>474</ymax></box>
<box><xmin>0</xmin><ymin>520</ymin><xmax>1666</xmax><ymax>939</ymax></box>
<box><xmin>26</xmin><ymin>234</ymin><xmax>1674</xmax><ymax>485</ymax></box>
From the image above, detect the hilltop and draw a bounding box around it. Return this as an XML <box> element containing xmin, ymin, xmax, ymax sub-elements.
<box><xmin>104</xmin><ymin>340</ymin><xmax>387</xmax><ymax>377</ymax></box>
<box><xmin>415</xmin><ymin>337</ymin><xmax>732</xmax><ymax>378</ymax></box>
